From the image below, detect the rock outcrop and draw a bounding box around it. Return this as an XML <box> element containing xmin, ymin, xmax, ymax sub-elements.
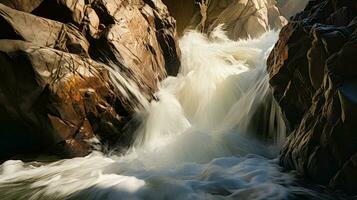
<box><xmin>267</xmin><ymin>0</ymin><xmax>357</xmax><ymax>194</ymax></box>
<box><xmin>164</xmin><ymin>0</ymin><xmax>314</xmax><ymax>40</ymax></box>
<box><xmin>163</xmin><ymin>0</ymin><xmax>288</xmax><ymax>39</ymax></box>
<box><xmin>0</xmin><ymin>0</ymin><xmax>180</xmax><ymax>159</ymax></box>
<box><xmin>198</xmin><ymin>0</ymin><xmax>288</xmax><ymax>39</ymax></box>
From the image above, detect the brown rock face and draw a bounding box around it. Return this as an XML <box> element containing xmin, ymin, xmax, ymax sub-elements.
<box><xmin>267</xmin><ymin>0</ymin><xmax>357</xmax><ymax>194</ymax></box>
<box><xmin>162</xmin><ymin>0</ymin><xmax>198</xmax><ymax>35</ymax></box>
<box><xmin>0</xmin><ymin>0</ymin><xmax>180</xmax><ymax>159</ymax></box>
<box><xmin>199</xmin><ymin>0</ymin><xmax>288</xmax><ymax>40</ymax></box>
<box><xmin>0</xmin><ymin>0</ymin><xmax>44</xmax><ymax>12</ymax></box>
<box><xmin>163</xmin><ymin>0</ymin><xmax>288</xmax><ymax>39</ymax></box>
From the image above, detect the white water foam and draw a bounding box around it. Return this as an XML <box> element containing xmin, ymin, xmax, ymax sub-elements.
<box><xmin>0</xmin><ymin>29</ymin><xmax>344</xmax><ymax>200</ymax></box>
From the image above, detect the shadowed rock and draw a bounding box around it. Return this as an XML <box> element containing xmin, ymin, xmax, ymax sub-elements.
<box><xmin>277</xmin><ymin>0</ymin><xmax>309</xmax><ymax>18</ymax></box>
<box><xmin>267</xmin><ymin>0</ymin><xmax>357</xmax><ymax>194</ymax></box>
<box><xmin>0</xmin><ymin>0</ymin><xmax>44</xmax><ymax>12</ymax></box>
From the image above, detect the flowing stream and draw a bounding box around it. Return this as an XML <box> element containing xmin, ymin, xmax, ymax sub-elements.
<box><xmin>0</xmin><ymin>29</ymin><xmax>351</xmax><ymax>200</ymax></box>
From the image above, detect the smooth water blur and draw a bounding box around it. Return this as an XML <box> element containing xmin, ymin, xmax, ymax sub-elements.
<box><xmin>0</xmin><ymin>29</ymin><xmax>351</xmax><ymax>200</ymax></box>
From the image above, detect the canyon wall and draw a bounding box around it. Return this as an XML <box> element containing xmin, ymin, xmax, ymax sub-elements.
<box><xmin>0</xmin><ymin>0</ymin><xmax>180</xmax><ymax>159</ymax></box>
<box><xmin>197</xmin><ymin>0</ymin><xmax>288</xmax><ymax>40</ymax></box>
<box><xmin>268</xmin><ymin>0</ymin><xmax>357</xmax><ymax>194</ymax></box>
<box><xmin>163</xmin><ymin>0</ymin><xmax>289</xmax><ymax>40</ymax></box>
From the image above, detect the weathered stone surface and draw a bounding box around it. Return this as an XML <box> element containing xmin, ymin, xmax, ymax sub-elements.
<box><xmin>163</xmin><ymin>0</ymin><xmax>313</xmax><ymax>40</ymax></box>
<box><xmin>163</xmin><ymin>0</ymin><xmax>288</xmax><ymax>39</ymax></box>
<box><xmin>267</xmin><ymin>0</ymin><xmax>357</xmax><ymax>194</ymax></box>
<box><xmin>0</xmin><ymin>3</ymin><xmax>89</xmax><ymax>55</ymax></box>
<box><xmin>0</xmin><ymin>0</ymin><xmax>180</xmax><ymax>159</ymax></box>
<box><xmin>31</xmin><ymin>0</ymin><xmax>86</xmax><ymax>25</ymax></box>
<box><xmin>0</xmin><ymin>0</ymin><xmax>44</xmax><ymax>12</ymax></box>
<box><xmin>0</xmin><ymin>39</ymin><xmax>136</xmax><ymax>157</ymax></box>
<box><xmin>197</xmin><ymin>0</ymin><xmax>288</xmax><ymax>40</ymax></box>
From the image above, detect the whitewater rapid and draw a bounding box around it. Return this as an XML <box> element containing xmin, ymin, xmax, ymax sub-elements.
<box><xmin>0</xmin><ymin>29</ymin><xmax>348</xmax><ymax>200</ymax></box>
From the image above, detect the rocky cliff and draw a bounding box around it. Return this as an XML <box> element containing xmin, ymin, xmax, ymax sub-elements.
<box><xmin>197</xmin><ymin>0</ymin><xmax>288</xmax><ymax>39</ymax></box>
<box><xmin>163</xmin><ymin>0</ymin><xmax>289</xmax><ymax>39</ymax></box>
<box><xmin>267</xmin><ymin>0</ymin><xmax>357</xmax><ymax>194</ymax></box>
<box><xmin>0</xmin><ymin>0</ymin><xmax>180</xmax><ymax>159</ymax></box>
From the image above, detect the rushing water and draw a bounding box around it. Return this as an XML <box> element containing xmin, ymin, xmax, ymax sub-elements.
<box><xmin>0</xmin><ymin>29</ymin><xmax>352</xmax><ymax>200</ymax></box>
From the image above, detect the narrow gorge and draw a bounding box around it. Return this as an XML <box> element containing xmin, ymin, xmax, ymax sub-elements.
<box><xmin>0</xmin><ymin>0</ymin><xmax>356</xmax><ymax>199</ymax></box>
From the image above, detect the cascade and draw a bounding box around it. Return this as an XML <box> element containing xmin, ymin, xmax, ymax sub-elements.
<box><xmin>0</xmin><ymin>28</ymin><xmax>342</xmax><ymax>200</ymax></box>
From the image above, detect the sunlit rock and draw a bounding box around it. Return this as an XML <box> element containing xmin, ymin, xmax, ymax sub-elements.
<box><xmin>0</xmin><ymin>4</ymin><xmax>89</xmax><ymax>55</ymax></box>
<box><xmin>201</xmin><ymin>0</ymin><xmax>288</xmax><ymax>40</ymax></box>
<box><xmin>164</xmin><ymin>0</ymin><xmax>288</xmax><ymax>40</ymax></box>
<box><xmin>0</xmin><ymin>0</ymin><xmax>180</xmax><ymax>159</ymax></box>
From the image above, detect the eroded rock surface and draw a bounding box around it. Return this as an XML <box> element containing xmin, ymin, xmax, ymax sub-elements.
<box><xmin>163</xmin><ymin>0</ymin><xmax>288</xmax><ymax>39</ymax></box>
<box><xmin>267</xmin><ymin>0</ymin><xmax>357</xmax><ymax>194</ymax></box>
<box><xmin>0</xmin><ymin>0</ymin><xmax>180</xmax><ymax>159</ymax></box>
<box><xmin>199</xmin><ymin>0</ymin><xmax>288</xmax><ymax>40</ymax></box>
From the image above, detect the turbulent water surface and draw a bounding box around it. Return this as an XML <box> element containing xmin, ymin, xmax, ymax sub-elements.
<box><xmin>0</xmin><ymin>29</ymin><xmax>352</xmax><ymax>200</ymax></box>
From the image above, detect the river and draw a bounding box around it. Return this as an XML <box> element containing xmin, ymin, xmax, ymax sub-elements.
<box><xmin>0</xmin><ymin>28</ymin><xmax>351</xmax><ymax>200</ymax></box>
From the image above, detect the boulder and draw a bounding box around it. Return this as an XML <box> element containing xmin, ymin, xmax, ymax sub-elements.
<box><xmin>0</xmin><ymin>39</ymin><xmax>146</xmax><ymax>157</ymax></box>
<box><xmin>0</xmin><ymin>0</ymin><xmax>180</xmax><ymax>159</ymax></box>
<box><xmin>267</xmin><ymin>0</ymin><xmax>357</xmax><ymax>194</ymax></box>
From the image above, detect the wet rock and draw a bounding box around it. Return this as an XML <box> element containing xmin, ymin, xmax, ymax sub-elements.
<box><xmin>267</xmin><ymin>0</ymin><xmax>357</xmax><ymax>194</ymax></box>
<box><xmin>0</xmin><ymin>0</ymin><xmax>180</xmax><ymax>159</ymax></box>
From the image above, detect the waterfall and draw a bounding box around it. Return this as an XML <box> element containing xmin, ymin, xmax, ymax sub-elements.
<box><xmin>131</xmin><ymin>27</ymin><xmax>286</xmax><ymax>157</ymax></box>
<box><xmin>0</xmin><ymin>28</ymin><xmax>340</xmax><ymax>200</ymax></box>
